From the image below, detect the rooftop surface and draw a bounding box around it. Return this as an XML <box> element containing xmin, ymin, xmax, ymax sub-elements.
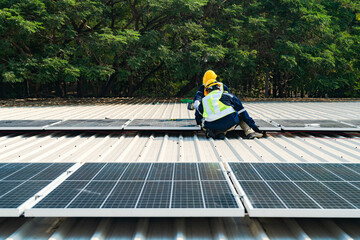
<box><xmin>0</xmin><ymin>101</ymin><xmax>359</xmax><ymax>239</ymax></box>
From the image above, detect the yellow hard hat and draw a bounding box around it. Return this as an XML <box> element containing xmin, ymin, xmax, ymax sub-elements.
<box><xmin>204</xmin><ymin>79</ymin><xmax>221</xmax><ymax>96</ymax></box>
<box><xmin>203</xmin><ymin>70</ymin><xmax>217</xmax><ymax>85</ymax></box>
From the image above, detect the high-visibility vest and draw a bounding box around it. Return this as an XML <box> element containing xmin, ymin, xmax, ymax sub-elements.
<box><xmin>202</xmin><ymin>90</ymin><xmax>236</xmax><ymax>122</ymax></box>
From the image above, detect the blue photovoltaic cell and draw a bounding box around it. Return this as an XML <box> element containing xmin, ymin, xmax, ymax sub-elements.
<box><xmin>32</xmin><ymin>163</ymin><xmax>74</xmax><ymax>180</ymax></box>
<box><xmin>137</xmin><ymin>181</ymin><xmax>172</xmax><ymax>208</ymax></box>
<box><xmin>273</xmin><ymin>163</ymin><xmax>316</xmax><ymax>181</ymax></box>
<box><xmin>297</xmin><ymin>164</ymin><xmax>343</xmax><ymax>181</ymax></box>
<box><xmin>68</xmin><ymin>181</ymin><xmax>117</xmax><ymax>208</ymax></box>
<box><xmin>251</xmin><ymin>163</ymin><xmax>288</xmax><ymax>181</ymax></box>
<box><xmin>0</xmin><ymin>181</ymin><xmax>51</xmax><ymax>208</ymax></box>
<box><xmin>120</xmin><ymin>163</ymin><xmax>151</xmax><ymax>180</ymax></box>
<box><xmin>67</xmin><ymin>163</ymin><xmax>106</xmax><ymax>180</ymax></box>
<box><xmin>323</xmin><ymin>182</ymin><xmax>360</xmax><ymax>208</ymax></box>
<box><xmin>0</xmin><ymin>163</ymin><xmax>30</xmax><ymax>180</ymax></box>
<box><xmin>147</xmin><ymin>163</ymin><xmax>174</xmax><ymax>180</ymax></box>
<box><xmin>321</xmin><ymin>164</ymin><xmax>360</xmax><ymax>181</ymax></box>
<box><xmin>3</xmin><ymin>163</ymin><xmax>52</xmax><ymax>180</ymax></box>
<box><xmin>174</xmin><ymin>163</ymin><xmax>198</xmax><ymax>180</ymax></box>
<box><xmin>172</xmin><ymin>181</ymin><xmax>204</xmax><ymax>208</ymax></box>
<box><xmin>229</xmin><ymin>163</ymin><xmax>262</xmax><ymax>181</ymax></box>
<box><xmin>198</xmin><ymin>163</ymin><xmax>225</xmax><ymax>180</ymax></box>
<box><xmin>267</xmin><ymin>182</ymin><xmax>320</xmax><ymax>208</ymax></box>
<box><xmin>0</xmin><ymin>181</ymin><xmax>23</xmax><ymax>196</ymax></box>
<box><xmin>94</xmin><ymin>163</ymin><xmax>129</xmax><ymax>180</ymax></box>
<box><xmin>202</xmin><ymin>181</ymin><xmax>238</xmax><ymax>208</ymax></box>
<box><xmin>102</xmin><ymin>182</ymin><xmax>144</xmax><ymax>208</ymax></box>
<box><xmin>342</xmin><ymin>164</ymin><xmax>360</xmax><ymax>175</ymax></box>
<box><xmin>296</xmin><ymin>182</ymin><xmax>355</xmax><ymax>209</ymax></box>
<box><xmin>34</xmin><ymin>181</ymin><xmax>88</xmax><ymax>208</ymax></box>
<box><xmin>239</xmin><ymin>181</ymin><xmax>286</xmax><ymax>208</ymax></box>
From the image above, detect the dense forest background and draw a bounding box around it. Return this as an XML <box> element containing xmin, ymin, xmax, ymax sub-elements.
<box><xmin>0</xmin><ymin>0</ymin><xmax>359</xmax><ymax>99</ymax></box>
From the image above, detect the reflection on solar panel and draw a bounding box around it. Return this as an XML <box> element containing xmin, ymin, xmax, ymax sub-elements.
<box><xmin>26</xmin><ymin>163</ymin><xmax>244</xmax><ymax>217</ymax></box>
<box><xmin>0</xmin><ymin>120</ymin><xmax>61</xmax><ymax>130</ymax></box>
<box><xmin>0</xmin><ymin>163</ymin><xmax>75</xmax><ymax>216</ymax></box>
<box><xmin>341</xmin><ymin>120</ymin><xmax>360</xmax><ymax>128</ymax></box>
<box><xmin>236</xmin><ymin>119</ymin><xmax>281</xmax><ymax>131</ymax></box>
<box><xmin>45</xmin><ymin>119</ymin><xmax>129</xmax><ymax>130</ymax></box>
<box><xmin>228</xmin><ymin>162</ymin><xmax>360</xmax><ymax>217</ymax></box>
<box><xmin>272</xmin><ymin>119</ymin><xmax>358</xmax><ymax>131</ymax></box>
<box><xmin>124</xmin><ymin>119</ymin><xmax>201</xmax><ymax>130</ymax></box>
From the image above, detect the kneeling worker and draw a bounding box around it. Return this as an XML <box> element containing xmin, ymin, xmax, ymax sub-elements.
<box><xmin>195</xmin><ymin>79</ymin><xmax>263</xmax><ymax>139</ymax></box>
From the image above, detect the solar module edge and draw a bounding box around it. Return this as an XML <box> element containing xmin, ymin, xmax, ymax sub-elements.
<box><xmin>25</xmin><ymin>208</ymin><xmax>244</xmax><ymax>217</ymax></box>
<box><xmin>247</xmin><ymin>208</ymin><xmax>360</xmax><ymax>218</ymax></box>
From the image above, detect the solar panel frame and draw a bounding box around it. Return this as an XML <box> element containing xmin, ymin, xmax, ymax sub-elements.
<box><xmin>0</xmin><ymin>120</ymin><xmax>62</xmax><ymax>130</ymax></box>
<box><xmin>26</xmin><ymin>162</ymin><xmax>245</xmax><ymax>217</ymax></box>
<box><xmin>227</xmin><ymin>162</ymin><xmax>360</xmax><ymax>218</ymax></box>
<box><xmin>272</xmin><ymin>119</ymin><xmax>359</xmax><ymax>131</ymax></box>
<box><xmin>45</xmin><ymin>119</ymin><xmax>129</xmax><ymax>130</ymax></box>
<box><xmin>124</xmin><ymin>119</ymin><xmax>201</xmax><ymax>130</ymax></box>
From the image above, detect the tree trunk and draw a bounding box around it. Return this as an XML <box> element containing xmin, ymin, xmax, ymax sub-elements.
<box><xmin>24</xmin><ymin>79</ymin><xmax>30</xmax><ymax>97</ymax></box>
<box><xmin>77</xmin><ymin>77</ymin><xmax>84</xmax><ymax>97</ymax></box>
<box><xmin>265</xmin><ymin>70</ymin><xmax>269</xmax><ymax>98</ymax></box>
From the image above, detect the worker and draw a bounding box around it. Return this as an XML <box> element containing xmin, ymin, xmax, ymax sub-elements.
<box><xmin>190</xmin><ymin>70</ymin><xmax>230</xmax><ymax>111</ymax></box>
<box><xmin>195</xmin><ymin>79</ymin><xmax>263</xmax><ymax>139</ymax></box>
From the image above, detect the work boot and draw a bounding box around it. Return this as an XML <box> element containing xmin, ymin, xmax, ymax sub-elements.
<box><xmin>247</xmin><ymin>132</ymin><xmax>263</xmax><ymax>139</ymax></box>
<box><xmin>215</xmin><ymin>132</ymin><xmax>226</xmax><ymax>140</ymax></box>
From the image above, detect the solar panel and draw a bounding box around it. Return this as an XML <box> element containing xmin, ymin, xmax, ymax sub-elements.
<box><xmin>137</xmin><ymin>181</ymin><xmax>172</xmax><ymax>208</ymax></box>
<box><xmin>296</xmin><ymin>164</ymin><xmax>343</xmax><ymax>181</ymax></box>
<box><xmin>272</xmin><ymin>119</ymin><xmax>358</xmax><ymax>131</ymax></box>
<box><xmin>45</xmin><ymin>119</ymin><xmax>129</xmax><ymax>130</ymax></box>
<box><xmin>235</xmin><ymin>119</ymin><xmax>281</xmax><ymax>131</ymax></box>
<box><xmin>228</xmin><ymin>162</ymin><xmax>360</xmax><ymax>217</ymax></box>
<box><xmin>340</xmin><ymin>120</ymin><xmax>360</xmax><ymax>128</ymax></box>
<box><xmin>198</xmin><ymin>163</ymin><xmax>226</xmax><ymax>180</ymax></box>
<box><xmin>0</xmin><ymin>120</ymin><xmax>61</xmax><ymax>130</ymax></box>
<box><xmin>124</xmin><ymin>119</ymin><xmax>201</xmax><ymax>130</ymax></box>
<box><xmin>171</xmin><ymin>181</ymin><xmax>203</xmax><ymax>208</ymax></box>
<box><xmin>0</xmin><ymin>163</ymin><xmax>75</xmax><ymax>216</ymax></box>
<box><xmin>320</xmin><ymin>164</ymin><xmax>360</xmax><ymax>181</ymax></box>
<box><xmin>251</xmin><ymin>163</ymin><xmax>288</xmax><ymax>181</ymax></box>
<box><xmin>26</xmin><ymin>163</ymin><xmax>244</xmax><ymax>217</ymax></box>
<box><xmin>229</xmin><ymin>163</ymin><xmax>262</xmax><ymax>181</ymax></box>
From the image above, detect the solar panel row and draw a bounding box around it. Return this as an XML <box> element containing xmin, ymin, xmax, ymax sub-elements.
<box><xmin>228</xmin><ymin>162</ymin><xmax>360</xmax><ymax>217</ymax></box>
<box><xmin>26</xmin><ymin>163</ymin><xmax>243</xmax><ymax>217</ymax></box>
<box><xmin>10</xmin><ymin>118</ymin><xmax>359</xmax><ymax>131</ymax></box>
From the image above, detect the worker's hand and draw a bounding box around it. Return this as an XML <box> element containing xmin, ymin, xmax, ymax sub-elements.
<box><xmin>193</xmin><ymin>100</ymin><xmax>200</xmax><ymax>110</ymax></box>
<box><xmin>187</xmin><ymin>102</ymin><xmax>194</xmax><ymax>110</ymax></box>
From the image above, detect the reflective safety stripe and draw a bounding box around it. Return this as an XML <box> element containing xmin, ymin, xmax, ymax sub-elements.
<box><xmin>202</xmin><ymin>90</ymin><xmax>236</xmax><ymax>122</ymax></box>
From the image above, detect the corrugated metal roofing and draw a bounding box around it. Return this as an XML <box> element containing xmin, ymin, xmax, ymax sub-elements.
<box><xmin>1</xmin><ymin>101</ymin><xmax>360</xmax><ymax>120</ymax></box>
<box><xmin>1</xmin><ymin>216</ymin><xmax>360</xmax><ymax>239</ymax></box>
<box><xmin>0</xmin><ymin>131</ymin><xmax>358</xmax><ymax>163</ymax></box>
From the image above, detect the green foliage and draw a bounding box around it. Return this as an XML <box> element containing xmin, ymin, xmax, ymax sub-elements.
<box><xmin>0</xmin><ymin>0</ymin><xmax>359</xmax><ymax>98</ymax></box>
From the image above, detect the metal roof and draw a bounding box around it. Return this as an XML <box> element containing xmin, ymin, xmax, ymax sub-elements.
<box><xmin>1</xmin><ymin>101</ymin><xmax>359</xmax><ymax>120</ymax></box>
<box><xmin>1</xmin><ymin>216</ymin><xmax>360</xmax><ymax>239</ymax></box>
<box><xmin>1</xmin><ymin>101</ymin><xmax>360</xmax><ymax>239</ymax></box>
<box><xmin>0</xmin><ymin>131</ymin><xmax>358</xmax><ymax>163</ymax></box>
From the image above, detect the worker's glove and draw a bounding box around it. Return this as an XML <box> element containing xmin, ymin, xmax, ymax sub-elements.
<box><xmin>187</xmin><ymin>102</ymin><xmax>194</xmax><ymax>110</ymax></box>
<box><xmin>193</xmin><ymin>100</ymin><xmax>200</xmax><ymax>110</ymax></box>
<box><xmin>253</xmin><ymin>126</ymin><xmax>260</xmax><ymax>132</ymax></box>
